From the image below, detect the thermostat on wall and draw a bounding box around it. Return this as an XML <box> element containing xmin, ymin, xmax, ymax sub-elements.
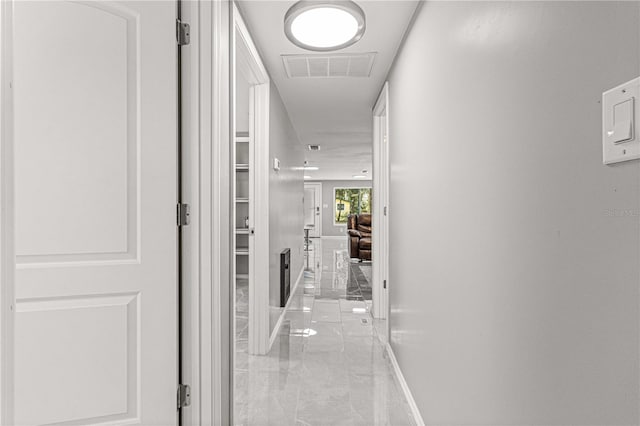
<box><xmin>603</xmin><ymin>77</ymin><xmax>640</xmax><ymax>164</ymax></box>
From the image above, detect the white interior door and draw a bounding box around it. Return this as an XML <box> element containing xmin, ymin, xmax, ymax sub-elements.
<box><xmin>12</xmin><ymin>1</ymin><xmax>178</xmax><ymax>424</ymax></box>
<box><xmin>304</xmin><ymin>183</ymin><xmax>322</xmax><ymax>237</ymax></box>
<box><xmin>303</xmin><ymin>188</ymin><xmax>315</xmax><ymax>229</ymax></box>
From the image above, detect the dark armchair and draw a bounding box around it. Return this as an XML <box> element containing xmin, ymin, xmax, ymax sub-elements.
<box><xmin>347</xmin><ymin>213</ymin><xmax>372</xmax><ymax>261</ymax></box>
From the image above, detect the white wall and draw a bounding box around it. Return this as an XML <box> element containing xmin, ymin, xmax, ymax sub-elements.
<box><xmin>309</xmin><ymin>180</ymin><xmax>372</xmax><ymax>237</ymax></box>
<box><xmin>387</xmin><ymin>2</ymin><xmax>640</xmax><ymax>424</ymax></box>
<box><xmin>268</xmin><ymin>81</ymin><xmax>304</xmax><ymax>334</ymax></box>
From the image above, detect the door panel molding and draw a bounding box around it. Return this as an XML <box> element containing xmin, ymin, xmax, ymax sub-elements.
<box><xmin>14</xmin><ymin>1</ymin><xmax>140</xmax><ymax>264</ymax></box>
<box><xmin>15</xmin><ymin>292</ymin><xmax>141</xmax><ymax>425</ymax></box>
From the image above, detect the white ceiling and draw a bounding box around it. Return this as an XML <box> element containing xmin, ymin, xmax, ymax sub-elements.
<box><xmin>236</xmin><ymin>0</ymin><xmax>419</xmax><ymax>180</ymax></box>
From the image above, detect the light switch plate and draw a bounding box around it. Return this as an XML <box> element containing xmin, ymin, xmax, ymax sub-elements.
<box><xmin>273</xmin><ymin>158</ymin><xmax>280</xmax><ymax>171</ymax></box>
<box><xmin>603</xmin><ymin>77</ymin><xmax>640</xmax><ymax>164</ymax></box>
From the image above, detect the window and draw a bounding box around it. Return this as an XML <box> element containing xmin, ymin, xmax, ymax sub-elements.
<box><xmin>334</xmin><ymin>187</ymin><xmax>372</xmax><ymax>224</ymax></box>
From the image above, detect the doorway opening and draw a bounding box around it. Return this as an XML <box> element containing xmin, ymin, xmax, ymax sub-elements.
<box><xmin>372</xmin><ymin>82</ymin><xmax>390</xmax><ymax>334</ymax></box>
<box><xmin>231</xmin><ymin>4</ymin><xmax>272</xmax><ymax>424</ymax></box>
<box><xmin>225</xmin><ymin>0</ymin><xmax>420</xmax><ymax>423</ymax></box>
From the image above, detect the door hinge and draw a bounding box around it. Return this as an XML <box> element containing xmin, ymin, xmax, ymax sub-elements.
<box><xmin>383</xmin><ymin>206</ymin><xmax>387</xmax><ymax>216</ymax></box>
<box><xmin>383</xmin><ymin>279</ymin><xmax>387</xmax><ymax>289</ymax></box>
<box><xmin>177</xmin><ymin>20</ymin><xmax>190</xmax><ymax>46</ymax></box>
<box><xmin>177</xmin><ymin>203</ymin><xmax>190</xmax><ymax>226</ymax></box>
<box><xmin>177</xmin><ymin>384</ymin><xmax>191</xmax><ymax>409</ymax></box>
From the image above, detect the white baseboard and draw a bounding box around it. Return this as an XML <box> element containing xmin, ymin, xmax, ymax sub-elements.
<box><xmin>385</xmin><ymin>343</ymin><xmax>425</xmax><ymax>426</ymax></box>
<box><xmin>320</xmin><ymin>235</ymin><xmax>347</xmax><ymax>240</ymax></box>
<box><xmin>268</xmin><ymin>265</ymin><xmax>304</xmax><ymax>350</ymax></box>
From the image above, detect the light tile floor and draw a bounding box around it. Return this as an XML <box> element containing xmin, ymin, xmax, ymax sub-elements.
<box><xmin>234</xmin><ymin>238</ymin><xmax>415</xmax><ymax>425</ymax></box>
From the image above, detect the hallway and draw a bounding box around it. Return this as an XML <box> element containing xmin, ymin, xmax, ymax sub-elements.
<box><xmin>234</xmin><ymin>239</ymin><xmax>415</xmax><ymax>425</ymax></box>
<box><xmin>3</xmin><ymin>1</ymin><xmax>640</xmax><ymax>424</ymax></box>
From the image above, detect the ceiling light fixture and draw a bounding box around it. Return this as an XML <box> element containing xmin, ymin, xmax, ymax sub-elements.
<box><xmin>284</xmin><ymin>1</ymin><xmax>366</xmax><ymax>52</ymax></box>
<box><xmin>303</xmin><ymin>166</ymin><xmax>319</xmax><ymax>171</ymax></box>
<box><xmin>352</xmin><ymin>175</ymin><xmax>367</xmax><ymax>179</ymax></box>
<box><xmin>304</xmin><ymin>175</ymin><xmax>312</xmax><ymax>179</ymax></box>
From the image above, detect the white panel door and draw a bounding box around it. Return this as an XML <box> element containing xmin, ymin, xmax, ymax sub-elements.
<box><xmin>303</xmin><ymin>183</ymin><xmax>321</xmax><ymax>237</ymax></box>
<box><xmin>304</xmin><ymin>188</ymin><xmax>316</xmax><ymax>229</ymax></box>
<box><xmin>12</xmin><ymin>1</ymin><xmax>178</xmax><ymax>425</ymax></box>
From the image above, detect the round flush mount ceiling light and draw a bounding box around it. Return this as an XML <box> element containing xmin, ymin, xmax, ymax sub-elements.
<box><xmin>284</xmin><ymin>1</ymin><xmax>366</xmax><ymax>52</ymax></box>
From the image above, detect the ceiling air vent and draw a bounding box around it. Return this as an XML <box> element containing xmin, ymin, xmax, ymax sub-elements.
<box><xmin>308</xmin><ymin>145</ymin><xmax>321</xmax><ymax>151</ymax></box>
<box><xmin>282</xmin><ymin>53</ymin><xmax>376</xmax><ymax>79</ymax></box>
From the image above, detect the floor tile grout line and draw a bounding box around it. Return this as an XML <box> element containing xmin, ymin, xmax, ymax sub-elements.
<box><xmin>295</xmin><ymin>254</ymin><xmax>315</xmax><ymax>425</ymax></box>
<box><xmin>338</xmin><ymin>285</ymin><xmax>358</xmax><ymax>424</ymax></box>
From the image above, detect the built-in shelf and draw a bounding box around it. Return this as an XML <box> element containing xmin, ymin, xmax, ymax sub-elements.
<box><xmin>235</xmin><ymin>131</ymin><xmax>250</xmax><ymax>272</ymax></box>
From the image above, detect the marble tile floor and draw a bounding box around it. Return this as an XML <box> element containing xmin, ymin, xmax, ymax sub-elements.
<box><xmin>236</xmin><ymin>278</ymin><xmax>249</xmax><ymax>344</ymax></box>
<box><xmin>234</xmin><ymin>238</ymin><xmax>415</xmax><ymax>425</ymax></box>
<box><xmin>348</xmin><ymin>263</ymin><xmax>372</xmax><ymax>301</ymax></box>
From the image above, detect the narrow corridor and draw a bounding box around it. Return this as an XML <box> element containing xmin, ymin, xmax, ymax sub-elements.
<box><xmin>234</xmin><ymin>238</ymin><xmax>415</xmax><ymax>425</ymax></box>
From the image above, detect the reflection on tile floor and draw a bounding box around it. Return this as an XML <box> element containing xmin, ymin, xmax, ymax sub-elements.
<box><xmin>234</xmin><ymin>238</ymin><xmax>416</xmax><ymax>425</ymax></box>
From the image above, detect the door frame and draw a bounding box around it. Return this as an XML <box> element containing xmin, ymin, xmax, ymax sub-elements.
<box><xmin>0</xmin><ymin>0</ymin><xmax>15</xmax><ymax>422</ymax></box>
<box><xmin>232</xmin><ymin>3</ymin><xmax>271</xmax><ymax>356</ymax></box>
<box><xmin>372</xmin><ymin>82</ymin><xmax>390</xmax><ymax>326</ymax></box>
<box><xmin>181</xmin><ymin>0</ymin><xmax>233</xmax><ymax>424</ymax></box>
<box><xmin>304</xmin><ymin>182</ymin><xmax>323</xmax><ymax>237</ymax></box>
